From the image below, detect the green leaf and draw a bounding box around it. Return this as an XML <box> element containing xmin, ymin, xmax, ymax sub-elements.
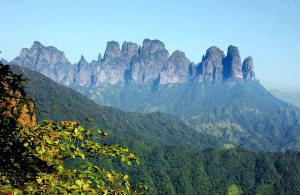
<box><xmin>123</xmin><ymin>175</ymin><xmax>129</xmax><ymax>181</ymax></box>
<box><xmin>80</xmin><ymin>153</ymin><xmax>85</xmax><ymax>160</ymax></box>
<box><xmin>58</xmin><ymin>165</ymin><xmax>64</xmax><ymax>172</ymax></box>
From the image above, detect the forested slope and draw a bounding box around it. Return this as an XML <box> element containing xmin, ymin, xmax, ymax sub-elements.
<box><xmin>66</xmin><ymin>143</ymin><xmax>300</xmax><ymax>195</ymax></box>
<box><xmin>9</xmin><ymin>64</ymin><xmax>231</xmax><ymax>150</ymax></box>
<box><xmin>8</xmin><ymin>64</ymin><xmax>300</xmax><ymax>195</ymax></box>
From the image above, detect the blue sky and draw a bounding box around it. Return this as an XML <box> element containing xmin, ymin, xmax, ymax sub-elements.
<box><xmin>1</xmin><ymin>0</ymin><xmax>300</xmax><ymax>91</ymax></box>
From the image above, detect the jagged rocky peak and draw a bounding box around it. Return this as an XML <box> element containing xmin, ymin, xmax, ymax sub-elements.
<box><xmin>170</xmin><ymin>50</ymin><xmax>186</xmax><ymax>58</ymax></box>
<box><xmin>223</xmin><ymin>45</ymin><xmax>243</xmax><ymax>79</ymax></box>
<box><xmin>30</xmin><ymin>41</ymin><xmax>68</xmax><ymax>63</ymax></box>
<box><xmin>204</xmin><ymin>46</ymin><xmax>225</xmax><ymax>59</ymax></box>
<box><xmin>122</xmin><ymin>41</ymin><xmax>139</xmax><ymax>56</ymax></box>
<box><xmin>74</xmin><ymin>55</ymin><xmax>92</xmax><ymax>86</ymax></box>
<box><xmin>78</xmin><ymin>55</ymin><xmax>89</xmax><ymax>65</ymax></box>
<box><xmin>242</xmin><ymin>56</ymin><xmax>255</xmax><ymax>80</ymax></box>
<box><xmin>141</xmin><ymin>39</ymin><xmax>166</xmax><ymax>54</ymax></box>
<box><xmin>194</xmin><ymin>45</ymin><xmax>255</xmax><ymax>82</ymax></box>
<box><xmin>121</xmin><ymin>41</ymin><xmax>139</xmax><ymax>63</ymax></box>
<box><xmin>98</xmin><ymin>53</ymin><xmax>102</xmax><ymax>61</ymax></box>
<box><xmin>128</xmin><ymin>39</ymin><xmax>169</xmax><ymax>84</ymax></box>
<box><xmin>103</xmin><ymin>41</ymin><xmax>121</xmax><ymax>61</ymax></box>
<box><xmin>90</xmin><ymin>54</ymin><xmax>102</xmax><ymax>73</ymax></box>
<box><xmin>14</xmin><ymin>41</ymin><xmax>70</xmax><ymax>66</ymax></box>
<box><xmin>160</xmin><ymin>50</ymin><xmax>190</xmax><ymax>84</ymax></box>
<box><xmin>1</xmin><ymin>58</ymin><xmax>9</xmax><ymax>64</ymax></box>
<box><xmin>8</xmin><ymin>40</ymin><xmax>256</xmax><ymax>89</ymax></box>
<box><xmin>20</xmin><ymin>48</ymin><xmax>31</xmax><ymax>58</ymax></box>
<box><xmin>31</xmin><ymin>41</ymin><xmax>43</xmax><ymax>50</ymax></box>
<box><xmin>189</xmin><ymin>62</ymin><xmax>196</xmax><ymax>77</ymax></box>
<box><xmin>227</xmin><ymin>45</ymin><xmax>240</xmax><ymax>58</ymax></box>
<box><xmin>198</xmin><ymin>46</ymin><xmax>226</xmax><ymax>81</ymax></box>
<box><xmin>10</xmin><ymin>41</ymin><xmax>71</xmax><ymax>83</ymax></box>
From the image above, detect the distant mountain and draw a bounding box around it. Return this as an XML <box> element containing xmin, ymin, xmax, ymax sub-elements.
<box><xmin>91</xmin><ymin>78</ymin><xmax>300</xmax><ymax>152</ymax></box>
<box><xmin>8</xmin><ymin>39</ymin><xmax>254</xmax><ymax>87</ymax></box>
<box><xmin>270</xmin><ymin>89</ymin><xmax>300</xmax><ymax>108</ymax></box>
<box><xmin>6</xmin><ymin>40</ymin><xmax>300</xmax><ymax>152</ymax></box>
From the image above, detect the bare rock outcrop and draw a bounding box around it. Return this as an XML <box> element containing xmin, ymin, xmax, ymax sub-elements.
<box><xmin>7</xmin><ymin>40</ymin><xmax>256</xmax><ymax>92</ymax></box>
<box><xmin>73</xmin><ymin>55</ymin><xmax>92</xmax><ymax>86</ymax></box>
<box><xmin>10</xmin><ymin>41</ymin><xmax>71</xmax><ymax>83</ymax></box>
<box><xmin>222</xmin><ymin>45</ymin><xmax>243</xmax><ymax>79</ymax></box>
<box><xmin>0</xmin><ymin>80</ymin><xmax>36</xmax><ymax>127</ymax></box>
<box><xmin>129</xmin><ymin>39</ymin><xmax>169</xmax><ymax>83</ymax></box>
<box><xmin>242</xmin><ymin>56</ymin><xmax>255</xmax><ymax>80</ymax></box>
<box><xmin>159</xmin><ymin>50</ymin><xmax>190</xmax><ymax>84</ymax></box>
<box><xmin>103</xmin><ymin>41</ymin><xmax>121</xmax><ymax>61</ymax></box>
<box><xmin>0</xmin><ymin>58</ymin><xmax>9</xmax><ymax>65</ymax></box>
<box><xmin>140</xmin><ymin>39</ymin><xmax>166</xmax><ymax>54</ymax></box>
<box><xmin>95</xmin><ymin>41</ymin><xmax>131</xmax><ymax>86</ymax></box>
<box><xmin>195</xmin><ymin>46</ymin><xmax>225</xmax><ymax>82</ymax></box>
<box><xmin>121</xmin><ymin>41</ymin><xmax>139</xmax><ymax>63</ymax></box>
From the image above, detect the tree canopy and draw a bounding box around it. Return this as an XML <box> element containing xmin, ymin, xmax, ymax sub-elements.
<box><xmin>0</xmin><ymin>60</ymin><xmax>148</xmax><ymax>194</ymax></box>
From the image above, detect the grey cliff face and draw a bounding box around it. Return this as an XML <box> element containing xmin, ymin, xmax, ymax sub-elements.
<box><xmin>1</xmin><ymin>58</ymin><xmax>9</xmax><ymax>64</ymax></box>
<box><xmin>98</xmin><ymin>53</ymin><xmax>102</xmax><ymax>61</ymax></box>
<box><xmin>129</xmin><ymin>39</ymin><xmax>169</xmax><ymax>83</ymax></box>
<box><xmin>94</xmin><ymin>41</ymin><xmax>132</xmax><ymax>86</ymax></box>
<box><xmin>103</xmin><ymin>41</ymin><xmax>121</xmax><ymax>61</ymax></box>
<box><xmin>120</xmin><ymin>42</ymin><xmax>139</xmax><ymax>71</ymax></box>
<box><xmin>122</xmin><ymin>42</ymin><xmax>139</xmax><ymax>60</ymax></box>
<box><xmin>159</xmin><ymin>50</ymin><xmax>190</xmax><ymax>84</ymax></box>
<box><xmin>10</xmin><ymin>41</ymin><xmax>71</xmax><ymax>83</ymax></box>
<box><xmin>242</xmin><ymin>56</ymin><xmax>255</xmax><ymax>80</ymax></box>
<box><xmin>140</xmin><ymin>39</ymin><xmax>166</xmax><ymax>54</ymax></box>
<box><xmin>74</xmin><ymin>55</ymin><xmax>91</xmax><ymax>86</ymax></box>
<box><xmin>189</xmin><ymin>63</ymin><xmax>196</xmax><ymax>77</ymax></box>
<box><xmin>8</xmin><ymin>40</ymin><xmax>256</xmax><ymax>92</ymax></box>
<box><xmin>195</xmin><ymin>46</ymin><xmax>225</xmax><ymax>82</ymax></box>
<box><xmin>93</xmin><ymin>63</ymin><xmax>126</xmax><ymax>86</ymax></box>
<box><xmin>223</xmin><ymin>45</ymin><xmax>243</xmax><ymax>79</ymax></box>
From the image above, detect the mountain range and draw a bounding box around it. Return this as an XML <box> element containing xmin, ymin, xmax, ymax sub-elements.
<box><xmin>4</xmin><ymin>40</ymin><xmax>300</xmax><ymax>152</ymax></box>
<box><xmin>4</xmin><ymin>39</ymin><xmax>254</xmax><ymax>87</ymax></box>
<box><xmin>5</xmin><ymin>63</ymin><xmax>300</xmax><ymax>195</ymax></box>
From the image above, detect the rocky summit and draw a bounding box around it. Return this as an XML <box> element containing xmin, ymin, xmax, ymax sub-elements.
<box><xmin>7</xmin><ymin>39</ymin><xmax>255</xmax><ymax>88</ymax></box>
<box><xmin>10</xmin><ymin>41</ymin><xmax>72</xmax><ymax>83</ymax></box>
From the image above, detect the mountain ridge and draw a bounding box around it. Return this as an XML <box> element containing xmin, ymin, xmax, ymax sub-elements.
<box><xmin>7</xmin><ymin>39</ymin><xmax>255</xmax><ymax>88</ymax></box>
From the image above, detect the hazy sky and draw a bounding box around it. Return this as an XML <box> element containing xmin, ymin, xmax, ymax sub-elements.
<box><xmin>1</xmin><ymin>0</ymin><xmax>299</xmax><ymax>91</ymax></box>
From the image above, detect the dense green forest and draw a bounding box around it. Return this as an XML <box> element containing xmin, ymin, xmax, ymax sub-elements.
<box><xmin>66</xmin><ymin>145</ymin><xmax>300</xmax><ymax>194</ymax></box>
<box><xmin>5</xmin><ymin>64</ymin><xmax>300</xmax><ymax>194</ymax></box>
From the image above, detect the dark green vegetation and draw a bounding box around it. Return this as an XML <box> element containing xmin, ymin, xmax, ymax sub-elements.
<box><xmin>8</xmin><ymin>64</ymin><xmax>300</xmax><ymax>194</ymax></box>
<box><xmin>67</xmin><ymin>145</ymin><xmax>300</xmax><ymax>195</ymax></box>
